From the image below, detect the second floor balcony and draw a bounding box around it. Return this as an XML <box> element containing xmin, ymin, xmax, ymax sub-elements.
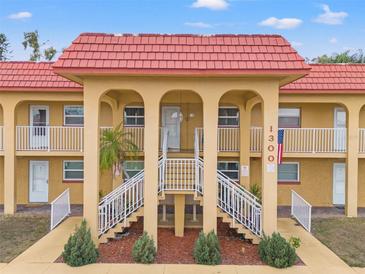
<box><xmin>10</xmin><ymin>125</ymin><xmax>365</xmax><ymax>156</ymax></box>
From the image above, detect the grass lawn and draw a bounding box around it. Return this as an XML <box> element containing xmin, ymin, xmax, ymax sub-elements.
<box><xmin>312</xmin><ymin>217</ymin><xmax>365</xmax><ymax>267</ymax></box>
<box><xmin>0</xmin><ymin>214</ymin><xmax>50</xmax><ymax>263</ymax></box>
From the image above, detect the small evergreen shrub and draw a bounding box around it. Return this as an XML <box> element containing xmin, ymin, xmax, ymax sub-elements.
<box><xmin>258</xmin><ymin>232</ymin><xmax>297</xmax><ymax>268</ymax></box>
<box><xmin>193</xmin><ymin>230</ymin><xmax>221</xmax><ymax>265</ymax></box>
<box><xmin>132</xmin><ymin>232</ymin><xmax>156</xmax><ymax>264</ymax></box>
<box><xmin>62</xmin><ymin>220</ymin><xmax>99</xmax><ymax>267</ymax></box>
<box><xmin>289</xmin><ymin>236</ymin><xmax>301</xmax><ymax>249</ymax></box>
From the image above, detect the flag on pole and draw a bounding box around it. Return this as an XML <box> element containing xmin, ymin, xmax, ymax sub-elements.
<box><xmin>278</xmin><ymin>129</ymin><xmax>284</xmax><ymax>164</ymax></box>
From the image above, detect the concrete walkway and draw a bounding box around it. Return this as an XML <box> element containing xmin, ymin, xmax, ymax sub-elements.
<box><xmin>0</xmin><ymin>217</ymin><xmax>362</xmax><ymax>274</ymax></box>
<box><xmin>278</xmin><ymin>218</ymin><xmax>356</xmax><ymax>274</ymax></box>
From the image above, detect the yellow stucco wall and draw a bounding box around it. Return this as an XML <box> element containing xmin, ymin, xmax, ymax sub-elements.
<box><xmin>358</xmin><ymin>159</ymin><xmax>365</xmax><ymax>207</ymax></box>
<box><xmin>15</xmin><ymin>101</ymin><xmax>112</xmax><ymax>127</ymax></box>
<box><xmin>250</xmin><ymin>103</ymin><xmax>343</xmax><ymax>128</ymax></box>
<box><xmin>8</xmin><ymin>156</ymin><xmax>112</xmax><ymax>204</ymax></box>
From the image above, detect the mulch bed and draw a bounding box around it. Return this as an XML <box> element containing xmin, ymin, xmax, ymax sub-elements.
<box><xmin>96</xmin><ymin>218</ymin><xmax>263</xmax><ymax>265</ymax></box>
<box><xmin>57</xmin><ymin>218</ymin><xmax>303</xmax><ymax>265</ymax></box>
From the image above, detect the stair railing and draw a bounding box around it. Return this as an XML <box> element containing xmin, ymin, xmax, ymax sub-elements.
<box><xmin>98</xmin><ymin>170</ymin><xmax>144</xmax><ymax>235</ymax></box>
<box><xmin>217</xmin><ymin>171</ymin><xmax>262</xmax><ymax>236</ymax></box>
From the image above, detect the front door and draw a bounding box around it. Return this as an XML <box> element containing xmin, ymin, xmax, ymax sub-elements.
<box><xmin>334</xmin><ymin>107</ymin><xmax>346</xmax><ymax>151</ymax></box>
<box><xmin>30</xmin><ymin>105</ymin><xmax>49</xmax><ymax>149</ymax></box>
<box><xmin>333</xmin><ymin>163</ymin><xmax>345</xmax><ymax>205</ymax></box>
<box><xmin>162</xmin><ymin>106</ymin><xmax>181</xmax><ymax>150</ymax></box>
<box><xmin>29</xmin><ymin>161</ymin><xmax>49</xmax><ymax>203</ymax></box>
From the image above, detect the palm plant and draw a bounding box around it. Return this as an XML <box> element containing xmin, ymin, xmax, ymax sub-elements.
<box><xmin>100</xmin><ymin>123</ymin><xmax>138</xmax><ymax>177</ymax></box>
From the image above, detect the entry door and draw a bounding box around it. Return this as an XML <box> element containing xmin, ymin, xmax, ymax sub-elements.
<box><xmin>30</xmin><ymin>105</ymin><xmax>49</xmax><ymax>149</ymax></box>
<box><xmin>334</xmin><ymin>108</ymin><xmax>346</xmax><ymax>151</ymax></box>
<box><xmin>333</xmin><ymin>163</ymin><xmax>345</xmax><ymax>205</ymax></box>
<box><xmin>29</xmin><ymin>161</ymin><xmax>49</xmax><ymax>203</ymax></box>
<box><xmin>162</xmin><ymin>106</ymin><xmax>181</xmax><ymax>150</ymax></box>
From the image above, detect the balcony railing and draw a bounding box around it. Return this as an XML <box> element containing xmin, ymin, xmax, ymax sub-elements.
<box><xmin>100</xmin><ymin>126</ymin><xmax>144</xmax><ymax>152</ymax></box>
<box><xmin>359</xmin><ymin>129</ymin><xmax>365</xmax><ymax>153</ymax></box>
<box><xmin>16</xmin><ymin>126</ymin><xmax>84</xmax><ymax>151</ymax></box>
<box><xmin>0</xmin><ymin>126</ymin><xmax>3</xmax><ymax>151</ymax></box>
<box><xmin>196</xmin><ymin>127</ymin><xmax>347</xmax><ymax>154</ymax></box>
<box><xmin>281</xmin><ymin>128</ymin><xmax>346</xmax><ymax>153</ymax></box>
<box><xmin>218</xmin><ymin>127</ymin><xmax>240</xmax><ymax>151</ymax></box>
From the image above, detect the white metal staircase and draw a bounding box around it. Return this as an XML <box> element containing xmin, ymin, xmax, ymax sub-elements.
<box><xmin>97</xmin><ymin>127</ymin><xmax>262</xmax><ymax>242</ymax></box>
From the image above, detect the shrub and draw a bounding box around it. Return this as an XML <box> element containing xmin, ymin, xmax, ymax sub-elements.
<box><xmin>258</xmin><ymin>232</ymin><xmax>297</xmax><ymax>268</ymax></box>
<box><xmin>289</xmin><ymin>236</ymin><xmax>301</xmax><ymax>249</ymax></box>
<box><xmin>193</xmin><ymin>230</ymin><xmax>221</xmax><ymax>265</ymax></box>
<box><xmin>62</xmin><ymin>219</ymin><xmax>99</xmax><ymax>267</ymax></box>
<box><xmin>249</xmin><ymin>183</ymin><xmax>262</xmax><ymax>203</ymax></box>
<box><xmin>132</xmin><ymin>232</ymin><xmax>156</xmax><ymax>264</ymax></box>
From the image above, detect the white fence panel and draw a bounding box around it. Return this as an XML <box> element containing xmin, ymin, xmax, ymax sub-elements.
<box><xmin>50</xmin><ymin>189</ymin><xmax>71</xmax><ymax>230</ymax></box>
<box><xmin>291</xmin><ymin>190</ymin><xmax>312</xmax><ymax>232</ymax></box>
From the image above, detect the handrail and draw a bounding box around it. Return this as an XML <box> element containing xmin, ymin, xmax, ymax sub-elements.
<box><xmin>217</xmin><ymin>173</ymin><xmax>262</xmax><ymax>236</ymax></box>
<box><xmin>291</xmin><ymin>190</ymin><xmax>312</xmax><ymax>232</ymax></box>
<box><xmin>98</xmin><ymin>170</ymin><xmax>144</xmax><ymax>235</ymax></box>
<box><xmin>50</xmin><ymin>188</ymin><xmax>71</xmax><ymax>230</ymax></box>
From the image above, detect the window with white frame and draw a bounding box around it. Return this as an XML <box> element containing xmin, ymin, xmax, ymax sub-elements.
<box><xmin>218</xmin><ymin>107</ymin><xmax>239</xmax><ymax>127</ymax></box>
<box><xmin>278</xmin><ymin>162</ymin><xmax>299</xmax><ymax>182</ymax></box>
<box><xmin>63</xmin><ymin>160</ymin><xmax>84</xmax><ymax>181</ymax></box>
<box><xmin>123</xmin><ymin>161</ymin><xmax>144</xmax><ymax>178</ymax></box>
<box><xmin>124</xmin><ymin>106</ymin><xmax>144</xmax><ymax>126</ymax></box>
<box><xmin>278</xmin><ymin>108</ymin><xmax>300</xmax><ymax>128</ymax></box>
<box><xmin>64</xmin><ymin>105</ymin><xmax>84</xmax><ymax>126</ymax></box>
<box><xmin>217</xmin><ymin>161</ymin><xmax>239</xmax><ymax>181</ymax></box>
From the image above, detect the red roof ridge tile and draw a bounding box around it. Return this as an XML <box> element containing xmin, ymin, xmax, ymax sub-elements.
<box><xmin>78</xmin><ymin>32</ymin><xmax>288</xmax><ymax>38</ymax></box>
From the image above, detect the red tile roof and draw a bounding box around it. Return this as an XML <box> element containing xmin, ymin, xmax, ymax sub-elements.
<box><xmin>0</xmin><ymin>62</ymin><xmax>82</xmax><ymax>91</ymax></box>
<box><xmin>281</xmin><ymin>64</ymin><xmax>365</xmax><ymax>93</ymax></box>
<box><xmin>53</xmin><ymin>33</ymin><xmax>310</xmax><ymax>75</ymax></box>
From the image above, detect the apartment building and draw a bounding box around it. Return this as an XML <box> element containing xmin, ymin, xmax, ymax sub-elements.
<box><xmin>0</xmin><ymin>33</ymin><xmax>364</xmax><ymax>245</ymax></box>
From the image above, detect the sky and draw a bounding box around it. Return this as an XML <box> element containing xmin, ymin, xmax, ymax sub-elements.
<box><xmin>0</xmin><ymin>0</ymin><xmax>364</xmax><ymax>61</ymax></box>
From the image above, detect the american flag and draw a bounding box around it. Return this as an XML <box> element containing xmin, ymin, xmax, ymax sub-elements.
<box><xmin>277</xmin><ymin>129</ymin><xmax>284</xmax><ymax>164</ymax></box>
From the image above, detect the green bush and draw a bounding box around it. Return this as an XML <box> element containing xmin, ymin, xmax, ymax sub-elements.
<box><xmin>62</xmin><ymin>219</ymin><xmax>99</xmax><ymax>267</ymax></box>
<box><xmin>132</xmin><ymin>232</ymin><xmax>156</xmax><ymax>264</ymax></box>
<box><xmin>249</xmin><ymin>183</ymin><xmax>262</xmax><ymax>203</ymax></box>
<box><xmin>193</xmin><ymin>231</ymin><xmax>221</xmax><ymax>265</ymax></box>
<box><xmin>289</xmin><ymin>236</ymin><xmax>301</xmax><ymax>249</ymax></box>
<box><xmin>258</xmin><ymin>232</ymin><xmax>297</xmax><ymax>268</ymax></box>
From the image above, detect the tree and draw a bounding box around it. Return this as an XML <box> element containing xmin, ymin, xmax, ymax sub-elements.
<box><xmin>44</xmin><ymin>47</ymin><xmax>57</xmax><ymax>61</ymax></box>
<box><xmin>22</xmin><ymin>30</ymin><xmax>57</xmax><ymax>61</ymax></box>
<box><xmin>312</xmin><ymin>50</ymin><xmax>365</xmax><ymax>64</ymax></box>
<box><xmin>0</xmin><ymin>33</ymin><xmax>11</xmax><ymax>61</ymax></box>
<box><xmin>100</xmin><ymin>123</ymin><xmax>138</xmax><ymax>177</ymax></box>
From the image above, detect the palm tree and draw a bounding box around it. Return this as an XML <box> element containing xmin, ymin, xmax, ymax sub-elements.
<box><xmin>100</xmin><ymin>123</ymin><xmax>138</xmax><ymax>177</ymax></box>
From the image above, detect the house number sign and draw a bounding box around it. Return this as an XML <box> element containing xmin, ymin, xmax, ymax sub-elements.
<box><xmin>266</xmin><ymin>125</ymin><xmax>276</xmax><ymax>173</ymax></box>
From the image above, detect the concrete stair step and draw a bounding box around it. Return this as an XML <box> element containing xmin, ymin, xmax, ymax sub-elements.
<box><xmin>99</xmin><ymin>207</ymin><xmax>144</xmax><ymax>244</ymax></box>
<box><xmin>216</xmin><ymin>208</ymin><xmax>260</xmax><ymax>245</ymax></box>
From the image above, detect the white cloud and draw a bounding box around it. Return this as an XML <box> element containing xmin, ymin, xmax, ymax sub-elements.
<box><xmin>291</xmin><ymin>41</ymin><xmax>303</xmax><ymax>47</ymax></box>
<box><xmin>259</xmin><ymin>17</ymin><xmax>302</xmax><ymax>29</ymax></box>
<box><xmin>329</xmin><ymin>37</ymin><xmax>337</xmax><ymax>44</ymax></box>
<box><xmin>191</xmin><ymin>0</ymin><xmax>229</xmax><ymax>10</ymax></box>
<box><xmin>314</xmin><ymin>4</ymin><xmax>348</xmax><ymax>25</ymax></box>
<box><xmin>8</xmin><ymin>11</ymin><xmax>32</xmax><ymax>20</ymax></box>
<box><xmin>184</xmin><ymin>22</ymin><xmax>213</xmax><ymax>28</ymax></box>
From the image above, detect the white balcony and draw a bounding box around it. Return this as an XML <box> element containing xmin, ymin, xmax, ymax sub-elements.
<box><xmin>16</xmin><ymin>126</ymin><xmax>83</xmax><ymax>151</ymax></box>
<box><xmin>196</xmin><ymin>127</ymin><xmax>347</xmax><ymax>154</ymax></box>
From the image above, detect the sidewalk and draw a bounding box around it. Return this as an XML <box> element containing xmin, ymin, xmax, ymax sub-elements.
<box><xmin>278</xmin><ymin>218</ymin><xmax>356</xmax><ymax>274</ymax></box>
<box><xmin>0</xmin><ymin>217</ymin><xmax>360</xmax><ymax>274</ymax></box>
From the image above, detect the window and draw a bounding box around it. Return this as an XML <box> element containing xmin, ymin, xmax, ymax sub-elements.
<box><xmin>278</xmin><ymin>108</ymin><xmax>300</xmax><ymax>128</ymax></box>
<box><xmin>278</xmin><ymin>162</ymin><xmax>299</xmax><ymax>182</ymax></box>
<box><xmin>124</xmin><ymin>161</ymin><xmax>144</xmax><ymax>178</ymax></box>
<box><xmin>64</xmin><ymin>105</ymin><xmax>84</xmax><ymax>126</ymax></box>
<box><xmin>218</xmin><ymin>107</ymin><xmax>239</xmax><ymax>127</ymax></box>
<box><xmin>63</xmin><ymin>160</ymin><xmax>84</xmax><ymax>181</ymax></box>
<box><xmin>217</xmin><ymin>161</ymin><xmax>239</xmax><ymax>181</ymax></box>
<box><xmin>124</xmin><ymin>106</ymin><xmax>144</xmax><ymax>126</ymax></box>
